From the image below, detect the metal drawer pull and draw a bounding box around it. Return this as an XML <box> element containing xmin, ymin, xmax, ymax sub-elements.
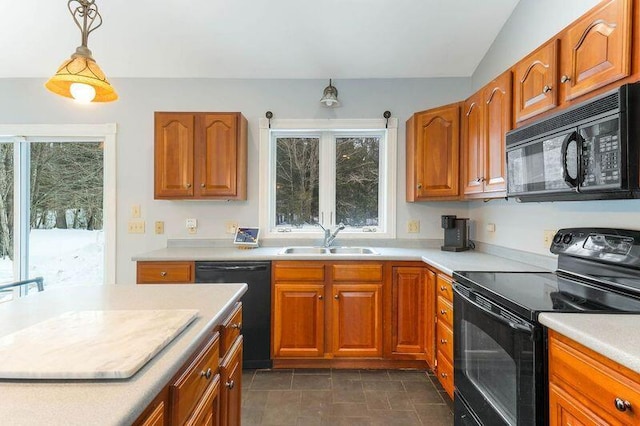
<box><xmin>334</xmin><ymin>294</ymin><xmax>339</xmax><ymax>300</ymax></box>
<box><xmin>318</xmin><ymin>295</ymin><xmax>323</xmax><ymax>300</ymax></box>
<box><xmin>200</xmin><ymin>368</ymin><xmax>212</xmax><ymax>380</ymax></box>
<box><xmin>186</xmin><ymin>183</ymin><xmax>192</xmax><ymax>188</ymax></box>
<box><xmin>440</xmin><ymin>339</ymin><xmax>448</xmax><ymax>344</ymax></box>
<box><xmin>614</xmin><ymin>397</ymin><xmax>632</xmax><ymax>412</ymax></box>
<box><xmin>440</xmin><ymin>372</ymin><xmax>448</xmax><ymax>378</ymax></box>
<box><xmin>542</xmin><ymin>85</ymin><xmax>552</xmax><ymax>93</ymax></box>
<box><xmin>440</xmin><ymin>309</ymin><xmax>447</xmax><ymax>315</ymax></box>
<box><xmin>560</xmin><ymin>75</ymin><xmax>571</xmax><ymax>83</ymax></box>
<box><xmin>226</xmin><ymin>379</ymin><xmax>235</xmax><ymax>389</ymax></box>
<box><xmin>230</xmin><ymin>323</ymin><xmax>242</xmax><ymax>331</ymax></box>
<box><xmin>200</xmin><ymin>183</ymin><xmax>206</xmax><ymax>188</ymax></box>
<box><xmin>160</xmin><ymin>272</ymin><xmax>167</xmax><ymax>277</ymax></box>
<box><xmin>440</xmin><ymin>286</ymin><xmax>447</xmax><ymax>291</ymax></box>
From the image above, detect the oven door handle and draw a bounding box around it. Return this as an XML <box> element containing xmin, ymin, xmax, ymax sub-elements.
<box><xmin>453</xmin><ymin>283</ymin><xmax>534</xmax><ymax>334</ymax></box>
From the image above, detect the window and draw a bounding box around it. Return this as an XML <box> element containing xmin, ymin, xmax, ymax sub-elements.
<box><xmin>0</xmin><ymin>124</ymin><xmax>116</xmax><ymax>300</ymax></box>
<box><xmin>259</xmin><ymin>119</ymin><xmax>397</xmax><ymax>239</ymax></box>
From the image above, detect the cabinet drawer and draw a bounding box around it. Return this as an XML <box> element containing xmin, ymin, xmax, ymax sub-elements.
<box><xmin>332</xmin><ymin>263</ymin><xmax>383</xmax><ymax>282</ymax></box>
<box><xmin>273</xmin><ymin>262</ymin><xmax>325</xmax><ymax>281</ymax></box>
<box><xmin>137</xmin><ymin>261</ymin><xmax>194</xmax><ymax>284</ymax></box>
<box><xmin>437</xmin><ymin>275</ymin><xmax>453</xmax><ymax>303</ymax></box>
<box><xmin>437</xmin><ymin>296</ymin><xmax>453</xmax><ymax>328</ymax></box>
<box><xmin>549</xmin><ymin>331</ymin><xmax>640</xmax><ymax>425</ymax></box>
<box><xmin>171</xmin><ymin>333</ymin><xmax>220</xmax><ymax>425</ymax></box>
<box><xmin>436</xmin><ymin>320</ymin><xmax>453</xmax><ymax>363</ymax></box>
<box><xmin>220</xmin><ymin>303</ymin><xmax>242</xmax><ymax>359</ymax></box>
<box><xmin>437</xmin><ymin>350</ymin><xmax>454</xmax><ymax>399</ymax></box>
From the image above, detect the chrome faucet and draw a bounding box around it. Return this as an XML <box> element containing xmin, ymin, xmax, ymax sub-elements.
<box><xmin>317</xmin><ymin>222</ymin><xmax>346</xmax><ymax>247</ymax></box>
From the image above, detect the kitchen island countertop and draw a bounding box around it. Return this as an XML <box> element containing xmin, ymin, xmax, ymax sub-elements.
<box><xmin>0</xmin><ymin>283</ymin><xmax>247</xmax><ymax>426</ymax></box>
<box><xmin>132</xmin><ymin>245</ymin><xmax>551</xmax><ymax>275</ymax></box>
<box><xmin>540</xmin><ymin>313</ymin><xmax>640</xmax><ymax>374</ymax></box>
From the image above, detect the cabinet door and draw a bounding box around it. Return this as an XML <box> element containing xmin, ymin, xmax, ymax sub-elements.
<box><xmin>560</xmin><ymin>0</ymin><xmax>631</xmax><ymax>102</ymax></box>
<box><xmin>220</xmin><ymin>337</ymin><xmax>242</xmax><ymax>426</ymax></box>
<box><xmin>273</xmin><ymin>283</ymin><xmax>325</xmax><ymax>358</ymax></box>
<box><xmin>391</xmin><ymin>267</ymin><xmax>425</xmax><ymax>356</ymax></box>
<box><xmin>197</xmin><ymin>113</ymin><xmax>247</xmax><ymax>199</ymax></box>
<box><xmin>409</xmin><ymin>104</ymin><xmax>460</xmax><ymax>200</ymax></box>
<box><xmin>514</xmin><ymin>40</ymin><xmax>558</xmax><ymax>123</ymax></box>
<box><xmin>549</xmin><ymin>383</ymin><xmax>605</xmax><ymax>426</ymax></box>
<box><xmin>154</xmin><ymin>113</ymin><xmax>195</xmax><ymax>198</ymax></box>
<box><xmin>423</xmin><ymin>268</ymin><xmax>436</xmax><ymax>369</ymax></box>
<box><xmin>332</xmin><ymin>284</ymin><xmax>382</xmax><ymax>357</ymax></box>
<box><xmin>461</xmin><ymin>92</ymin><xmax>484</xmax><ymax>195</ymax></box>
<box><xmin>482</xmin><ymin>70</ymin><xmax>511</xmax><ymax>194</ymax></box>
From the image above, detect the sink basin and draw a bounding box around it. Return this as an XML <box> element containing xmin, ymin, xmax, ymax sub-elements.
<box><xmin>328</xmin><ymin>247</ymin><xmax>379</xmax><ymax>255</ymax></box>
<box><xmin>279</xmin><ymin>247</ymin><xmax>329</xmax><ymax>255</ymax></box>
<box><xmin>278</xmin><ymin>246</ymin><xmax>378</xmax><ymax>255</ymax></box>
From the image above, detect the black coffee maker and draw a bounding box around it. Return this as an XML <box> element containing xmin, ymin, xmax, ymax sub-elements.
<box><xmin>441</xmin><ymin>215</ymin><xmax>470</xmax><ymax>252</ymax></box>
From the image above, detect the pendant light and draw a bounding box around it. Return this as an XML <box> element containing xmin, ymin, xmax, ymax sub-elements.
<box><xmin>45</xmin><ymin>0</ymin><xmax>117</xmax><ymax>103</ymax></box>
<box><xmin>320</xmin><ymin>79</ymin><xmax>340</xmax><ymax>107</ymax></box>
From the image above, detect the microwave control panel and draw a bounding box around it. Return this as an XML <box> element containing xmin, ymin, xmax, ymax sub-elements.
<box><xmin>580</xmin><ymin>118</ymin><xmax>621</xmax><ymax>189</ymax></box>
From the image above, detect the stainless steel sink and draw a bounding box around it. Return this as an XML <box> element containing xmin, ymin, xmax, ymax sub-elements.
<box><xmin>328</xmin><ymin>247</ymin><xmax>379</xmax><ymax>255</ymax></box>
<box><xmin>279</xmin><ymin>247</ymin><xmax>329</xmax><ymax>255</ymax></box>
<box><xmin>278</xmin><ymin>246</ymin><xmax>378</xmax><ymax>255</ymax></box>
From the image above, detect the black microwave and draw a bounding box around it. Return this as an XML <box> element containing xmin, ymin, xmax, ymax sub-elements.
<box><xmin>506</xmin><ymin>82</ymin><xmax>640</xmax><ymax>202</ymax></box>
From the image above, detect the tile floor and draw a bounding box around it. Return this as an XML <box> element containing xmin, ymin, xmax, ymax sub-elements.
<box><xmin>241</xmin><ymin>369</ymin><xmax>454</xmax><ymax>425</ymax></box>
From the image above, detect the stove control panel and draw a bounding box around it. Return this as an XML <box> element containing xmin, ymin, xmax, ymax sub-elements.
<box><xmin>550</xmin><ymin>228</ymin><xmax>640</xmax><ymax>262</ymax></box>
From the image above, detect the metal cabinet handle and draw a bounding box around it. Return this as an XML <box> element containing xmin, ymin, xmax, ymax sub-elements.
<box><xmin>440</xmin><ymin>372</ymin><xmax>448</xmax><ymax>378</ymax></box>
<box><xmin>200</xmin><ymin>183</ymin><xmax>206</xmax><ymax>188</ymax></box>
<box><xmin>560</xmin><ymin>75</ymin><xmax>571</xmax><ymax>83</ymax></box>
<box><xmin>334</xmin><ymin>294</ymin><xmax>339</xmax><ymax>300</ymax></box>
<box><xmin>186</xmin><ymin>183</ymin><xmax>192</xmax><ymax>188</ymax></box>
<box><xmin>417</xmin><ymin>183</ymin><xmax>423</xmax><ymax>189</ymax></box>
<box><xmin>440</xmin><ymin>286</ymin><xmax>447</xmax><ymax>291</ymax></box>
<box><xmin>225</xmin><ymin>380</ymin><xmax>235</xmax><ymax>389</ymax></box>
<box><xmin>542</xmin><ymin>85</ymin><xmax>552</xmax><ymax>93</ymax></box>
<box><xmin>440</xmin><ymin>339</ymin><xmax>448</xmax><ymax>344</ymax></box>
<box><xmin>440</xmin><ymin>309</ymin><xmax>447</xmax><ymax>315</ymax></box>
<box><xmin>318</xmin><ymin>295</ymin><xmax>323</xmax><ymax>300</ymax></box>
<box><xmin>230</xmin><ymin>323</ymin><xmax>242</xmax><ymax>331</ymax></box>
<box><xmin>160</xmin><ymin>272</ymin><xmax>167</xmax><ymax>277</ymax></box>
<box><xmin>615</xmin><ymin>397</ymin><xmax>632</xmax><ymax>412</ymax></box>
<box><xmin>200</xmin><ymin>368</ymin><xmax>212</xmax><ymax>380</ymax></box>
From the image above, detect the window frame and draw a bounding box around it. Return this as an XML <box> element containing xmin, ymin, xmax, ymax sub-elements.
<box><xmin>0</xmin><ymin>124</ymin><xmax>117</xmax><ymax>285</ymax></box>
<box><xmin>259</xmin><ymin>118</ymin><xmax>397</xmax><ymax>240</ymax></box>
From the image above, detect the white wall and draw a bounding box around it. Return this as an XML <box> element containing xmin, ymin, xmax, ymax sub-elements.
<box><xmin>468</xmin><ymin>0</ymin><xmax>639</xmax><ymax>256</ymax></box>
<box><xmin>0</xmin><ymin>77</ymin><xmax>470</xmax><ymax>283</ymax></box>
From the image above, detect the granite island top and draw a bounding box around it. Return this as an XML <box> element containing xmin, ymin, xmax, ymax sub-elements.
<box><xmin>132</xmin><ymin>245</ymin><xmax>551</xmax><ymax>275</ymax></box>
<box><xmin>540</xmin><ymin>313</ymin><xmax>640</xmax><ymax>374</ymax></box>
<box><xmin>0</xmin><ymin>283</ymin><xmax>247</xmax><ymax>426</ymax></box>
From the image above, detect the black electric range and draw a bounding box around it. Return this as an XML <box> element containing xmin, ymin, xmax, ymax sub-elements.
<box><xmin>452</xmin><ymin>228</ymin><xmax>640</xmax><ymax>426</ymax></box>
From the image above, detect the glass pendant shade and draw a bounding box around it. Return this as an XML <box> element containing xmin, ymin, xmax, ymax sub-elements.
<box><xmin>320</xmin><ymin>79</ymin><xmax>340</xmax><ymax>107</ymax></box>
<box><xmin>45</xmin><ymin>52</ymin><xmax>117</xmax><ymax>102</ymax></box>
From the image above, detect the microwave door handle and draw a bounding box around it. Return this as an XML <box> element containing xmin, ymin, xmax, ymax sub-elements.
<box><xmin>561</xmin><ymin>131</ymin><xmax>579</xmax><ymax>189</ymax></box>
<box><xmin>453</xmin><ymin>283</ymin><xmax>533</xmax><ymax>334</ymax></box>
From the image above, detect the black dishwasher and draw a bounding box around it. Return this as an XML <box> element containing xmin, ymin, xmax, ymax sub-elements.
<box><xmin>195</xmin><ymin>261</ymin><xmax>272</xmax><ymax>369</ymax></box>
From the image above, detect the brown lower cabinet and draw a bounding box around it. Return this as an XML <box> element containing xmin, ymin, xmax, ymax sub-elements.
<box><xmin>134</xmin><ymin>303</ymin><xmax>243</xmax><ymax>426</ymax></box>
<box><xmin>435</xmin><ymin>273</ymin><xmax>454</xmax><ymax>399</ymax></box>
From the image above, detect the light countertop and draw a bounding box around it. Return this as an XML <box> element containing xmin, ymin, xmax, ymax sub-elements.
<box><xmin>0</xmin><ymin>283</ymin><xmax>247</xmax><ymax>426</ymax></box>
<box><xmin>539</xmin><ymin>313</ymin><xmax>640</xmax><ymax>374</ymax></box>
<box><xmin>132</xmin><ymin>246</ymin><xmax>548</xmax><ymax>275</ymax></box>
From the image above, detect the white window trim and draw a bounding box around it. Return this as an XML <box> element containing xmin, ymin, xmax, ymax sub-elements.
<box><xmin>0</xmin><ymin>124</ymin><xmax>117</xmax><ymax>285</ymax></box>
<box><xmin>258</xmin><ymin>118</ymin><xmax>397</xmax><ymax>240</ymax></box>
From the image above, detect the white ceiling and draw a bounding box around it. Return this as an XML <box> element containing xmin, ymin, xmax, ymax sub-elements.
<box><xmin>0</xmin><ymin>0</ymin><xmax>520</xmax><ymax>79</ymax></box>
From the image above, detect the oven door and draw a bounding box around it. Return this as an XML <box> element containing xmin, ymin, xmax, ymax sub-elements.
<box><xmin>453</xmin><ymin>282</ymin><xmax>543</xmax><ymax>426</ymax></box>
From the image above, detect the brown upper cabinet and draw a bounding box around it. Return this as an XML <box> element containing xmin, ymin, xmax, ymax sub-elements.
<box><xmin>514</xmin><ymin>0</ymin><xmax>632</xmax><ymax>124</ymax></box>
<box><xmin>559</xmin><ymin>0</ymin><xmax>632</xmax><ymax>102</ymax></box>
<box><xmin>406</xmin><ymin>103</ymin><xmax>461</xmax><ymax>201</ymax></box>
<box><xmin>462</xmin><ymin>70</ymin><xmax>511</xmax><ymax>198</ymax></box>
<box><xmin>513</xmin><ymin>40</ymin><xmax>559</xmax><ymax>123</ymax></box>
<box><xmin>154</xmin><ymin>112</ymin><xmax>247</xmax><ymax>200</ymax></box>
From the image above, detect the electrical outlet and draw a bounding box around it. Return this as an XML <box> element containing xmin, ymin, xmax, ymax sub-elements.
<box><xmin>225</xmin><ymin>221</ymin><xmax>238</xmax><ymax>234</ymax></box>
<box><xmin>486</xmin><ymin>223</ymin><xmax>496</xmax><ymax>233</ymax></box>
<box><xmin>128</xmin><ymin>220</ymin><xmax>145</xmax><ymax>234</ymax></box>
<box><xmin>155</xmin><ymin>221</ymin><xmax>164</xmax><ymax>234</ymax></box>
<box><xmin>186</xmin><ymin>218</ymin><xmax>197</xmax><ymax>235</ymax></box>
<box><xmin>131</xmin><ymin>204</ymin><xmax>141</xmax><ymax>218</ymax></box>
<box><xmin>543</xmin><ymin>229</ymin><xmax>557</xmax><ymax>247</ymax></box>
<box><xmin>407</xmin><ymin>220</ymin><xmax>420</xmax><ymax>233</ymax></box>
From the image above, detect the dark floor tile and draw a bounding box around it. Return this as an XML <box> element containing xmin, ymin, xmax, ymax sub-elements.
<box><xmin>359</xmin><ymin>369</ymin><xmax>390</xmax><ymax>381</ymax></box>
<box><xmin>326</xmin><ymin>402</ymin><xmax>370</xmax><ymax>418</ymax></box>
<box><xmin>387</xmin><ymin>369</ymin><xmax>430</xmax><ymax>382</ymax></box>
<box><xmin>331</xmin><ymin>369</ymin><xmax>361</xmax><ymax>381</ymax></box>
<box><xmin>261</xmin><ymin>406</ymin><xmax>299</xmax><ymax>425</ymax></box>
<box><xmin>241</xmin><ymin>407</ymin><xmax>264</xmax><ymax>425</ymax></box>
<box><xmin>368</xmin><ymin>410</ymin><xmax>421</xmax><ymax>426</ymax></box>
<box><xmin>414</xmin><ymin>403</ymin><xmax>454</xmax><ymax>426</ymax></box>
<box><xmin>299</xmin><ymin>390</ymin><xmax>333</xmax><ymax>417</ymax></box>
<box><xmin>262</xmin><ymin>391</ymin><xmax>301</xmax><ymax>425</ymax></box>
<box><xmin>320</xmin><ymin>417</ymin><xmax>372</xmax><ymax>425</ymax></box>
<box><xmin>440</xmin><ymin>391</ymin><xmax>454</xmax><ymax>410</ymax></box>
<box><xmin>243</xmin><ymin>369</ymin><xmax>256</xmax><ymax>389</ymax></box>
<box><xmin>242</xmin><ymin>390</ymin><xmax>269</xmax><ymax>409</ymax></box>
<box><xmin>252</xmin><ymin>371</ymin><xmax>293</xmax><ymax>390</ymax></box>
<box><xmin>362</xmin><ymin>380</ymin><xmax>405</xmax><ymax>391</ymax></box>
<box><xmin>332</xmin><ymin>381</ymin><xmax>366</xmax><ymax>403</ymax></box>
<box><xmin>265</xmin><ymin>390</ymin><xmax>301</xmax><ymax>407</ymax></box>
<box><xmin>386</xmin><ymin>390</ymin><xmax>414</xmax><ymax>410</ymax></box>
<box><xmin>364</xmin><ymin>390</ymin><xmax>390</xmax><ymax>410</ymax></box>
<box><xmin>296</xmin><ymin>417</ymin><xmax>322</xmax><ymax>426</ymax></box>
<box><xmin>292</xmin><ymin>374</ymin><xmax>332</xmax><ymax>390</ymax></box>
<box><xmin>294</xmin><ymin>368</ymin><xmax>331</xmax><ymax>376</ymax></box>
<box><xmin>403</xmin><ymin>380</ymin><xmax>444</xmax><ymax>404</ymax></box>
